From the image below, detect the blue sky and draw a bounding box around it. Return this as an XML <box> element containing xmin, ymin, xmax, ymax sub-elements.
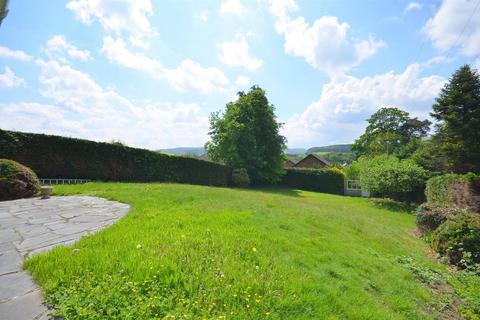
<box><xmin>0</xmin><ymin>0</ymin><xmax>479</xmax><ymax>149</ymax></box>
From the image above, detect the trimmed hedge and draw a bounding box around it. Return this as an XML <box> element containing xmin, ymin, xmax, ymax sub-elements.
<box><xmin>425</xmin><ymin>173</ymin><xmax>480</xmax><ymax>212</ymax></box>
<box><xmin>0</xmin><ymin>130</ymin><xmax>232</xmax><ymax>186</ymax></box>
<box><xmin>281</xmin><ymin>167</ymin><xmax>345</xmax><ymax>195</ymax></box>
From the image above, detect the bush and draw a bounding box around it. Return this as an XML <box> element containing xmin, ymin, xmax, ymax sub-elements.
<box><xmin>415</xmin><ymin>203</ymin><xmax>462</xmax><ymax>234</ymax></box>
<box><xmin>425</xmin><ymin>173</ymin><xmax>480</xmax><ymax>212</ymax></box>
<box><xmin>345</xmin><ymin>161</ymin><xmax>361</xmax><ymax>179</ymax></box>
<box><xmin>0</xmin><ymin>130</ymin><xmax>232</xmax><ymax>187</ymax></box>
<box><xmin>0</xmin><ymin>159</ymin><xmax>40</xmax><ymax>201</ymax></box>
<box><xmin>281</xmin><ymin>167</ymin><xmax>345</xmax><ymax>195</ymax></box>
<box><xmin>232</xmin><ymin>168</ymin><xmax>250</xmax><ymax>187</ymax></box>
<box><xmin>432</xmin><ymin>213</ymin><xmax>480</xmax><ymax>268</ymax></box>
<box><xmin>354</xmin><ymin>155</ymin><xmax>428</xmax><ymax>201</ymax></box>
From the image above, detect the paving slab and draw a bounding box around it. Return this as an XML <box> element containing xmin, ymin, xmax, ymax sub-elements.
<box><xmin>0</xmin><ymin>271</ymin><xmax>37</xmax><ymax>302</ymax></box>
<box><xmin>0</xmin><ymin>196</ymin><xmax>130</xmax><ymax>319</ymax></box>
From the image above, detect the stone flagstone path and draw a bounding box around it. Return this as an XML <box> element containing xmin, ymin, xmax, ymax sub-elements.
<box><xmin>0</xmin><ymin>196</ymin><xmax>130</xmax><ymax>320</ymax></box>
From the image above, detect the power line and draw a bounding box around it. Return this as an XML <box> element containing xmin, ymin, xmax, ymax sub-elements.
<box><xmin>445</xmin><ymin>0</ymin><xmax>480</xmax><ymax>60</ymax></box>
<box><xmin>412</xmin><ymin>0</ymin><xmax>480</xmax><ymax>65</ymax></box>
<box><xmin>412</xmin><ymin>37</ymin><xmax>427</xmax><ymax>63</ymax></box>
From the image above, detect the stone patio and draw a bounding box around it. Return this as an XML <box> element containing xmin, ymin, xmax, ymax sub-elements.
<box><xmin>0</xmin><ymin>196</ymin><xmax>130</xmax><ymax>320</ymax></box>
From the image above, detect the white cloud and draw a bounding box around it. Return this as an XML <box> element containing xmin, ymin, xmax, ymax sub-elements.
<box><xmin>66</xmin><ymin>0</ymin><xmax>155</xmax><ymax>48</ymax></box>
<box><xmin>0</xmin><ymin>103</ymin><xmax>86</xmax><ymax>135</ymax></box>
<box><xmin>217</xmin><ymin>34</ymin><xmax>263</xmax><ymax>71</ymax></box>
<box><xmin>100</xmin><ymin>36</ymin><xmax>164</xmax><ymax>76</ymax></box>
<box><xmin>423</xmin><ymin>55</ymin><xmax>454</xmax><ymax>67</ymax></box>
<box><xmin>127</xmin><ymin>35</ymin><xmax>150</xmax><ymax>49</ymax></box>
<box><xmin>283</xmin><ymin>64</ymin><xmax>445</xmax><ymax>146</ymax></box>
<box><xmin>423</xmin><ymin>0</ymin><xmax>480</xmax><ymax>56</ymax></box>
<box><xmin>36</xmin><ymin>59</ymin><xmax>133</xmax><ymax>117</ymax></box>
<box><xmin>404</xmin><ymin>2</ymin><xmax>422</xmax><ymax>12</ymax></box>
<box><xmin>0</xmin><ymin>58</ymin><xmax>209</xmax><ymax>148</ymax></box>
<box><xmin>100</xmin><ymin>36</ymin><xmax>229</xmax><ymax>94</ymax></box>
<box><xmin>0</xmin><ymin>46</ymin><xmax>33</xmax><ymax>61</ymax></box>
<box><xmin>194</xmin><ymin>10</ymin><xmax>210</xmax><ymax>22</ymax></box>
<box><xmin>235</xmin><ymin>75</ymin><xmax>250</xmax><ymax>86</ymax></box>
<box><xmin>269</xmin><ymin>1</ymin><xmax>385</xmax><ymax>75</ymax></box>
<box><xmin>0</xmin><ymin>67</ymin><xmax>26</xmax><ymax>88</ymax></box>
<box><xmin>45</xmin><ymin>35</ymin><xmax>91</xmax><ymax>62</ymax></box>
<box><xmin>219</xmin><ymin>0</ymin><xmax>245</xmax><ymax>16</ymax></box>
<box><xmin>165</xmin><ymin>59</ymin><xmax>229</xmax><ymax>94</ymax></box>
<box><xmin>269</xmin><ymin>0</ymin><xmax>298</xmax><ymax>31</ymax></box>
<box><xmin>0</xmin><ymin>101</ymin><xmax>208</xmax><ymax>149</ymax></box>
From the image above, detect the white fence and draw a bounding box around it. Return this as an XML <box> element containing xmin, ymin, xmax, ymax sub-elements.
<box><xmin>344</xmin><ymin>179</ymin><xmax>370</xmax><ymax>197</ymax></box>
<box><xmin>40</xmin><ymin>178</ymin><xmax>91</xmax><ymax>185</ymax></box>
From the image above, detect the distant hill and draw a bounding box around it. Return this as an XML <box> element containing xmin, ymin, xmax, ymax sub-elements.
<box><xmin>158</xmin><ymin>147</ymin><xmax>205</xmax><ymax>156</ymax></box>
<box><xmin>158</xmin><ymin>145</ymin><xmax>352</xmax><ymax>157</ymax></box>
<box><xmin>306</xmin><ymin>144</ymin><xmax>352</xmax><ymax>154</ymax></box>
<box><xmin>285</xmin><ymin>148</ymin><xmax>306</xmax><ymax>155</ymax></box>
<box><xmin>159</xmin><ymin>147</ymin><xmax>308</xmax><ymax>156</ymax></box>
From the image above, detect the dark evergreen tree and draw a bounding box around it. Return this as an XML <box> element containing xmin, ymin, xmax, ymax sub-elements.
<box><xmin>431</xmin><ymin>65</ymin><xmax>480</xmax><ymax>173</ymax></box>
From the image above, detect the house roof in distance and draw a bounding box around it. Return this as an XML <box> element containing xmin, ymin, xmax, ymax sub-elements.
<box><xmin>294</xmin><ymin>153</ymin><xmax>331</xmax><ymax>167</ymax></box>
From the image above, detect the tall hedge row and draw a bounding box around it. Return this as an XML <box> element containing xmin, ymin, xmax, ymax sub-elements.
<box><xmin>281</xmin><ymin>168</ymin><xmax>345</xmax><ymax>195</ymax></box>
<box><xmin>425</xmin><ymin>173</ymin><xmax>480</xmax><ymax>212</ymax></box>
<box><xmin>0</xmin><ymin>130</ymin><xmax>232</xmax><ymax>186</ymax></box>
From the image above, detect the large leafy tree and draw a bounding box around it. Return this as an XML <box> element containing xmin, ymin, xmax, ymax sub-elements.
<box><xmin>351</xmin><ymin>107</ymin><xmax>431</xmax><ymax>157</ymax></box>
<box><xmin>205</xmin><ymin>86</ymin><xmax>286</xmax><ymax>184</ymax></box>
<box><xmin>431</xmin><ymin>65</ymin><xmax>480</xmax><ymax>173</ymax></box>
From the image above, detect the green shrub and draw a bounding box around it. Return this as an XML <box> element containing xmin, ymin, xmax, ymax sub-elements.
<box><xmin>354</xmin><ymin>155</ymin><xmax>428</xmax><ymax>201</ymax></box>
<box><xmin>345</xmin><ymin>161</ymin><xmax>361</xmax><ymax>179</ymax></box>
<box><xmin>425</xmin><ymin>173</ymin><xmax>480</xmax><ymax>212</ymax></box>
<box><xmin>281</xmin><ymin>168</ymin><xmax>345</xmax><ymax>195</ymax></box>
<box><xmin>432</xmin><ymin>213</ymin><xmax>480</xmax><ymax>268</ymax></box>
<box><xmin>0</xmin><ymin>159</ymin><xmax>40</xmax><ymax>201</ymax></box>
<box><xmin>0</xmin><ymin>130</ymin><xmax>232</xmax><ymax>187</ymax></box>
<box><xmin>415</xmin><ymin>203</ymin><xmax>462</xmax><ymax>234</ymax></box>
<box><xmin>326</xmin><ymin>165</ymin><xmax>345</xmax><ymax>176</ymax></box>
<box><xmin>232</xmin><ymin>168</ymin><xmax>250</xmax><ymax>187</ymax></box>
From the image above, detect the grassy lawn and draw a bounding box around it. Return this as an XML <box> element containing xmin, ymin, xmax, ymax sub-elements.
<box><xmin>25</xmin><ymin>183</ymin><xmax>477</xmax><ymax>319</ymax></box>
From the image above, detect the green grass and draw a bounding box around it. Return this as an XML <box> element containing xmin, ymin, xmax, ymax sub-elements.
<box><xmin>25</xmin><ymin>183</ymin><xmax>477</xmax><ymax>319</ymax></box>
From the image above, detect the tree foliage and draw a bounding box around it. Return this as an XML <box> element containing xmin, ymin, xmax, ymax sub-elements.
<box><xmin>431</xmin><ymin>65</ymin><xmax>480</xmax><ymax>174</ymax></box>
<box><xmin>352</xmin><ymin>155</ymin><xmax>428</xmax><ymax>198</ymax></box>
<box><xmin>351</xmin><ymin>107</ymin><xmax>431</xmax><ymax>158</ymax></box>
<box><xmin>205</xmin><ymin>86</ymin><xmax>286</xmax><ymax>183</ymax></box>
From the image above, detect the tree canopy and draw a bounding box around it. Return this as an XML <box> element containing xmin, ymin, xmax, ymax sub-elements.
<box><xmin>205</xmin><ymin>86</ymin><xmax>286</xmax><ymax>184</ymax></box>
<box><xmin>431</xmin><ymin>65</ymin><xmax>480</xmax><ymax>174</ymax></box>
<box><xmin>351</xmin><ymin>107</ymin><xmax>431</xmax><ymax>157</ymax></box>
